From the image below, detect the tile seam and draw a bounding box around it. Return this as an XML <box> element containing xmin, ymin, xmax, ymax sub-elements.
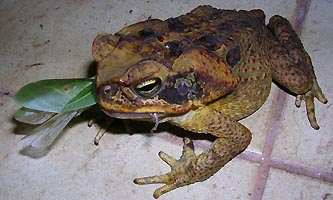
<box><xmin>238</xmin><ymin>150</ymin><xmax>333</xmax><ymax>183</ymax></box>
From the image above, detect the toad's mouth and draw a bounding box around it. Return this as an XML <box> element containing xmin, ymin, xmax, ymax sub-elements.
<box><xmin>102</xmin><ymin>109</ymin><xmax>168</xmax><ymax>131</ymax></box>
<box><xmin>102</xmin><ymin>109</ymin><xmax>167</xmax><ymax>120</ymax></box>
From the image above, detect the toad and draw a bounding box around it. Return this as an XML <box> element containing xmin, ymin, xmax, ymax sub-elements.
<box><xmin>92</xmin><ymin>5</ymin><xmax>327</xmax><ymax>198</ymax></box>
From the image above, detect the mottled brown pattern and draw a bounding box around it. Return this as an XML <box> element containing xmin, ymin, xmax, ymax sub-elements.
<box><xmin>92</xmin><ymin>5</ymin><xmax>327</xmax><ymax>198</ymax></box>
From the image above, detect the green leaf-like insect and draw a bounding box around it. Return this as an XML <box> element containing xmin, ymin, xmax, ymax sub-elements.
<box><xmin>14</xmin><ymin>79</ymin><xmax>96</xmax><ymax>113</ymax></box>
<box><xmin>14</xmin><ymin>79</ymin><xmax>97</xmax><ymax>149</ymax></box>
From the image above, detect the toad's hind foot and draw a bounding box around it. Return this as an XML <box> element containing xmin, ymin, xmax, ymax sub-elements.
<box><xmin>295</xmin><ymin>80</ymin><xmax>327</xmax><ymax>129</ymax></box>
<box><xmin>134</xmin><ymin>137</ymin><xmax>198</xmax><ymax>199</ymax></box>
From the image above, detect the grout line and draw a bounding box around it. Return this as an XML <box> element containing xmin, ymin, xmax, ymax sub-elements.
<box><xmin>294</xmin><ymin>0</ymin><xmax>308</xmax><ymax>33</ymax></box>
<box><xmin>270</xmin><ymin>156</ymin><xmax>333</xmax><ymax>183</ymax></box>
<box><xmin>238</xmin><ymin>150</ymin><xmax>264</xmax><ymax>164</ymax></box>
<box><xmin>238</xmin><ymin>150</ymin><xmax>333</xmax><ymax>183</ymax></box>
<box><xmin>251</xmin><ymin>89</ymin><xmax>287</xmax><ymax>200</ymax></box>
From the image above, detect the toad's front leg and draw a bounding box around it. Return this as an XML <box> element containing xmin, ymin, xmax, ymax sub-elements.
<box><xmin>134</xmin><ymin>107</ymin><xmax>252</xmax><ymax>198</ymax></box>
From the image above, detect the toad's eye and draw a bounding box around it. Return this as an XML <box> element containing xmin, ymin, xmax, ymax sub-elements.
<box><xmin>131</xmin><ymin>78</ymin><xmax>162</xmax><ymax>98</ymax></box>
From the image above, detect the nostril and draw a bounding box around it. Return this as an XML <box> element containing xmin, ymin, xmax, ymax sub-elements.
<box><xmin>103</xmin><ymin>85</ymin><xmax>112</xmax><ymax>94</ymax></box>
<box><xmin>101</xmin><ymin>84</ymin><xmax>118</xmax><ymax>98</ymax></box>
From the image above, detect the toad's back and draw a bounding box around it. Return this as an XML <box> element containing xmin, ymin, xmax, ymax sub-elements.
<box><xmin>114</xmin><ymin>6</ymin><xmax>274</xmax><ymax>119</ymax></box>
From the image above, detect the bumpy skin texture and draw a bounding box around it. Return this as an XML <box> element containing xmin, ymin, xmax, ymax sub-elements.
<box><xmin>93</xmin><ymin>5</ymin><xmax>327</xmax><ymax>198</ymax></box>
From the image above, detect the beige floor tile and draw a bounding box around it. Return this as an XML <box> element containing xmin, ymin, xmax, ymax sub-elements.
<box><xmin>263</xmin><ymin>168</ymin><xmax>333</xmax><ymax>200</ymax></box>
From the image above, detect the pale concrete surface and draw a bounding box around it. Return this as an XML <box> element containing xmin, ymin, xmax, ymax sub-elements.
<box><xmin>0</xmin><ymin>1</ymin><xmax>332</xmax><ymax>200</ymax></box>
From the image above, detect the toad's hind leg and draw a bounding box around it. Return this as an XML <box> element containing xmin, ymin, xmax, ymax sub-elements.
<box><xmin>267</xmin><ymin>15</ymin><xmax>327</xmax><ymax>129</ymax></box>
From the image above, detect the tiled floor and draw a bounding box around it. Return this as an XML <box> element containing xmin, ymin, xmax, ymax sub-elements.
<box><xmin>0</xmin><ymin>0</ymin><xmax>332</xmax><ymax>199</ymax></box>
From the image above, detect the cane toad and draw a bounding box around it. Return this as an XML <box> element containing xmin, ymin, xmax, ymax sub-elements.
<box><xmin>92</xmin><ymin>5</ymin><xmax>327</xmax><ymax>198</ymax></box>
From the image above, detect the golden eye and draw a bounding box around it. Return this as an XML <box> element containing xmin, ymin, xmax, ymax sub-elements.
<box><xmin>131</xmin><ymin>78</ymin><xmax>162</xmax><ymax>98</ymax></box>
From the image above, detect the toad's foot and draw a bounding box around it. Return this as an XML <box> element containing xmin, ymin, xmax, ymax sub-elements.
<box><xmin>134</xmin><ymin>137</ymin><xmax>202</xmax><ymax>199</ymax></box>
<box><xmin>295</xmin><ymin>80</ymin><xmax>327</xmax><ymax>129</ymax></box>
